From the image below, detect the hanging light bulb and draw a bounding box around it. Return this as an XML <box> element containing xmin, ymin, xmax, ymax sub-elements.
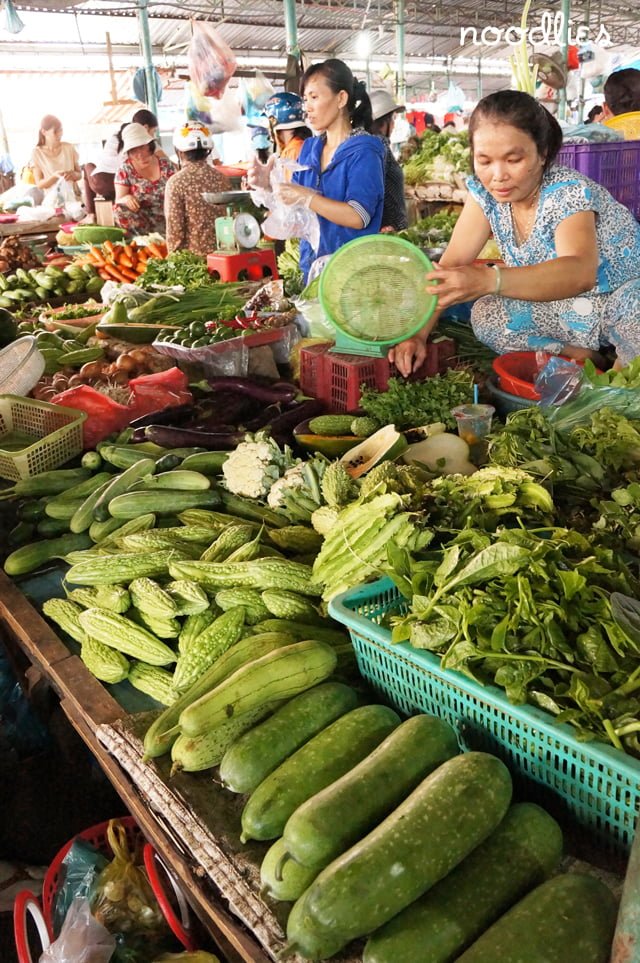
<box><xmin>4</xmin><ymin>0</ymin><xmax>25</xmax><ymax>34</ymax></box>
<box><xmin>356</xmin><ymin>31</ymin><xmax>372</xmax><ymax>59</ymax></box>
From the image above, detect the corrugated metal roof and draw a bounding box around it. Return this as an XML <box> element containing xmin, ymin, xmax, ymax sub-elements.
<box><xmin>7</xmin><ymin>0</ymin><xmax>640</xmax><ymax>101</ymax></box>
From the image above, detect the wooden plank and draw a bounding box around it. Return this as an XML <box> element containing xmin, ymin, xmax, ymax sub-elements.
<box><xmin>0</xmin><ymin>217</ymin><xmax>65</xmax><ymax>238</ymax></box>
<box><xmin>0</xmin><ymin>570</ymin><xmax>70</xmax><ymax>672</ymax></box>
<box><xmin>61</xmin><ymin>700</ymin><xmax>271</xmax><ymax>963</ymax></box>
<box><xmin>54</xmin><ymin>654</ymin><xmax>123</xmax><ymax>726</ymax></box>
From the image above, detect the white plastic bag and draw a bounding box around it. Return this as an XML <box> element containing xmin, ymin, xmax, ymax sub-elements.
<box><xmin>250</xmin><ymin>157</ymin><xmax>320</xmax><ymax>251</ymax></box>
<box><xmin>188</xmin><ymin>21</ymin><xmax>237</xmax><ymax>99</ymax></box>
<box><xmin>39</xmin><ymin>897</ymin><xmax>115</xmax><ymax>963</ymax></box>
<box><xmin>42</xmin><ymin>176</ymin><xmax>76</xmax><ymax>211</ymax></box>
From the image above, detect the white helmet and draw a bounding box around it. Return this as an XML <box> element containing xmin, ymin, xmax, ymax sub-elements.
<box><xmin>173</xmin><ymin>121</ymin><xmax>213</xmax><ymax>151</ymax></box>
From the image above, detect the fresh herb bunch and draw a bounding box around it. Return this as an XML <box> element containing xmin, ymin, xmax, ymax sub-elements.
<box><xmin>386</xmin><ymin>526</ymin><xmax>640</xmax><ymax>754</ymax></box>
<box><xmin>138</xmin><ymin>250</ymin><xmax>212</xmax><ymax>290</ymax></box>
<box><xmin>277</xmin><ymin>239</ymin><xmax>304</xmax><ymax>298</ymax></box>
<box><xmin>359</xmin><ymin>371</ymin><xmax>474</xmax><ymax>431</ymax></box>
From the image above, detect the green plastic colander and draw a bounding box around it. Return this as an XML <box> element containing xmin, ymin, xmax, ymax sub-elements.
<box><xmin>318</xmin><ymin>235</ymin><xmax>438</xmax><ymax>357</ymax></box>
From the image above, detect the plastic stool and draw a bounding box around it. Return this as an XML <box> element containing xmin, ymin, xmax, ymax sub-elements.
<box><xmin>206</xmin><ymin>249</ymin><xmax>279</xmax><ymax>282</ymax></box>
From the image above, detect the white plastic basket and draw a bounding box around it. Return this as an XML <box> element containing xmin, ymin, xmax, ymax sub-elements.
<box><xmin>0</xmin><ymin>337</ymin><xmax>45</xmax><ymax>396</ymax></box>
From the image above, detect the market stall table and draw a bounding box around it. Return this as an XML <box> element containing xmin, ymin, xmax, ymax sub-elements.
<box><xmin>0</xmin><ymin>216</ymin><xmax>66</xmax><ymax>242</ymax></box>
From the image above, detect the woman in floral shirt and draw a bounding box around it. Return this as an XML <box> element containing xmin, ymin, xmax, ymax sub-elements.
<box><xmin>114</xmin><ymin>123</ymin><xmax>175</xmax><ymax>236</ymax></box>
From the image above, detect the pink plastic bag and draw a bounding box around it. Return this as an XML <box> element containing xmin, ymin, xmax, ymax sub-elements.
<box><xmin>189</xmin><ymin>22</ymin><xmax>236</xmax><ymax>99</ymax></box>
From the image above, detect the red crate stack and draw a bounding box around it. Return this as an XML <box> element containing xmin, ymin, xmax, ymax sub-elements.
<box><xmin>299</xmin><ymin>336</ymin><xmax>457</xmax><ymax>412</ymax></box>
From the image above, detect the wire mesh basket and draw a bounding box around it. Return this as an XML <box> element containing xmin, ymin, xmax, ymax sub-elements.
<box><xmin>0</xmin><ymin>337</ymin><xmax>45</xmax><ymax>397</ymax></box>
<box><xmin>0</xmin><ymin>395</ymin><xmax>86</xmax><ymax>482</ymax></box>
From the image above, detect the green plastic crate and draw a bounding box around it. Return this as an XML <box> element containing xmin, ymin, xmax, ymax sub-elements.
<box><xmin>329</xmin><ymin>577</ymin><xmax>640</xmax><ymax>859</ymax></box>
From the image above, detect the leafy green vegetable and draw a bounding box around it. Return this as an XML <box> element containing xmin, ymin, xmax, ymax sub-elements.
<box><xmin>397</xmin><ymin>210</ymin><xmax>460</xmax><ymax>248</ymax></box>
<box><xmin>138</xmin><ymin>250</ymin><xmax>212</xmax><ymax>290</ymax></box>
<box><xmin>277</xmin><ymin>239</ymin><xmax>304</xmax><ymax>298</ymax></box>
<box><xmin>402</xmin><ymin>130</ymin><xmax>470</xmax><ymax>186</ymax></box>
<box><xmin>386</xmin><ymin>526</ymin><xmax>640</xmax><ymax>754</ymax></box>
<box><xmin>359</xmin><ymin>371</ymin><xmax>474</xmax><ymax>431</ymax></box>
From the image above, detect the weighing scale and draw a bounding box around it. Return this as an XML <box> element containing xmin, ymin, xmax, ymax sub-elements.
<box><xmin>202</xmin><ymin>190</ymin><xmax>278</xmax><ymax>282</ymax></box>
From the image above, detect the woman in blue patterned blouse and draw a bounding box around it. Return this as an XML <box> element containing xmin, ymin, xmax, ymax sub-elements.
<box><xmin>390</xmin><ymin>89</ymin><xmax>640</xmax><ymax>376</ymax></box>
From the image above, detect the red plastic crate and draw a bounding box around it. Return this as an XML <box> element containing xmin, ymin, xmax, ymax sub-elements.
<box><xmin>299</xmin><ymin>337</ymin><xmax>457</xmax><ymax>412</ymax></box>
<box><xmin>556</xmin><ymin>140</ymin><xmax>640</xmax><ymax>219</ymax></box>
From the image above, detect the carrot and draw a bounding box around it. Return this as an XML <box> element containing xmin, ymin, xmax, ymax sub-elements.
<box><xmin>119</xmin><ymin>267</ymin><xmax>138</xmax><ymax>282</ymax></box>
<box><xmin>123</xmin><ymin>244</ymin><xmax>134</xmax><ymax>259</ymax></box>
<box><xmin>103</xmin><ymin>240</ymin><xmax>115</xmax><ymax>256</ymax></box>
<box><xmin>146</xmin><ymin>243</ymin><xmax>165</xmax><ymax>259</ymax></box>
<box><xmin>137</xmin><ymin>250</ymin><xmax>149</xmax><ymax>263</ymax></box>
<box><xmin>89</xmin><ymin>246</ymin><xmax>106</xmax><ymax>265</ymax></box>
<box><xmin>118</xmin><ymin>255</ymin><xmax>134</xmax><ymax>269</ymax></box>
<box><xmin>135</xmin><ymin>262</ymin><xmax>146</xmax><ymax>275</ymax></box>
<box><xmin>98</xmin><ymin>269</ymin><xmax>111</xmax><ymax>280</ymax></box>
<box><xmin>102</xmin><ymin>262</ymin><xmax>128</xmax><ymax>283</ymax></box>
<box><xmin>112</xmin><ymin>245</ymin><xmax>124</xmax><ymax>260</ymax></box>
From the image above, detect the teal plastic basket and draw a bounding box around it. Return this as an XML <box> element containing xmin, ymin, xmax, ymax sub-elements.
<box><xmin>329</xmin><ymin>577</ymin><xmax>640</xmax><ymax>859</ymax></box>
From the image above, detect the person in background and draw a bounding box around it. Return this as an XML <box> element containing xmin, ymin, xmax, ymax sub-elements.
<box><xmin>369</xmin><ymin>89</ymin><xmax>408</xmax><ymax>232</ymax></box>
<box><xmin>31</xmin><ymin>115</ymin><xmax>81</xmax><ymax>198</ymax></box>
<box><xmin>249</xmin><ymin>58</ymin><xmax>385</xmax><ymax>282</ymax></box>
<box><xmin>602</xmin><ymin>68</ymin><xmax>640</xmax><ymax>137</ymax></box>
<box><xmin>585</xmin><ymin>104</ymin><xmax>604</xmax><ymax>124</ymax></box>
<box><xmin>165</xmin><ymin>121</ymin><xmax>229</xmax><ymax>255</ymax></box>
<box><xmin>114</xmin><ymin>123</ymin><xmax>175</xmax><ymax>237</ymax></box>
<box><xmin>263</xmin><ymin>92</ymin><xmax>312</xmax><ymax>172</ymax></box>
<box><xmin>251</xmin><ymin>127</ymin><xmax>272</xmax><ymax>165</ymax></box>
<box><xmin>81</xmin><ymin>108</ymin><xmax>167</xmax><ymax>224</ymax></box>
<box><xmin>390</xmin><ymin>89</ymin><xmax>640</xmax><ymax>376</ymax></box>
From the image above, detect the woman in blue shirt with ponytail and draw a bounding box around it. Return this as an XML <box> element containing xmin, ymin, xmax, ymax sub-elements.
<box><xmin>250</xmin><ymin>59</ymin><xmax>385</xmax><ymax>283</ymax></box>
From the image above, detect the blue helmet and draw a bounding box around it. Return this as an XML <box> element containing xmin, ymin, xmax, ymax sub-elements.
<box><xmin>263</xmin><ymin>92</ymin><xmax>305</xmax><ymax>130</ymax></box>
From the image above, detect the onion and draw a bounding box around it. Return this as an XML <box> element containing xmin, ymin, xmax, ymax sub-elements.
<box><xmin>79</xmin><ymin>361</ymin><xmax>106</xmax><ymax>380</ymax></box>
<box><xmin>115</xmin><ymin>354</ymin><xmax>137</xmax><ymax>372</ymax></box>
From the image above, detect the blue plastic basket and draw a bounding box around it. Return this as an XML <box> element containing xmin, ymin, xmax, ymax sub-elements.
<box><xmin>329</xmin><ymin>577</ymin><xmax>640</xmax><ymax>859</ymax></box>
<box><xmin>557</xmin><ymin>140</ymin><xmax>640</xmax><ymax>219</ymax></box>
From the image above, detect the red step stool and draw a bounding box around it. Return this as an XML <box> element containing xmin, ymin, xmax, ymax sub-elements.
<box><xmin>206</xmin><ymin>249</ymin><xmax>279</xmax><ymax>282</ymax></box>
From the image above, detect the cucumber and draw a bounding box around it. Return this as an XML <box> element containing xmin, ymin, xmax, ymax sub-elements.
<box><xmin>363</xmin><ymin>802</ymin><xmax>563</xmax><ymax>963</ymax></box>
<box><xmin>260</xmin><ymin>838</ymin><xmax>318</xmax><ymax>903</ymax></box>
<box><xmin>179</xmin><ymin>640</ymin><xmax>338</xmax><ymax>737</ymax></box>
<box><xmin>142</xmin><ymin>631</ymin><xmax>297</xmax><ymax>760</ymax></box>
<box><xmin>69</xmin><ymin>478</ymin><xmax>113</xmax><ymax>533</ymax></box>
<box><xmin>240</xmin><ymin>704</ymin><xmax>401</xmax><ymax>844</ymax></box>
<box><xmin>37</xmin><ymin>516</ymin><xmax>71</xmax><ymax>537</ymax></box>
<box><xmin>92</xmin><ymin>457</ymin><xmax>156</xmax><ymax>522</ymax></box>
<box><xmin>219</xmin><ymin>682</ymin><xmax>359</xmax><ymax>794</ymax></box>
<box><xmin>45</xmin><ymin>498</ymin><xmax>85</xmax><ymax>520</ymax></box>
<box><xmin>284</xmin><ymin>752</ymin><xmax>513</xmax><ymax>961</ymax></box>
<box><xmin>170</xmin><ymin>704</ymin><xmax>279</xmax><ymax>773</ymax></box>
<box><xmin>108</xmin><ymin>490</ymin><xmax>221</xmax><ymax>518</ymax></box>
<box><xmin>180</xmin><ymin>451</ymin><xmax>229</xmax><ymax>475</ymax></box>
<box><xmin>282</xmin><ymin>714</ymin><xmax>460</xmax><ymax>871</ymax></box>
<box><xmin>4</xmin><ymin>533</ymin><xmax>93</xmax><ymax>576</ymax></box>
<box><xmin>138</xmin><ymin>470</ymin><xmax>211</xmax><ymax>491</ymax></box>
<box><xmin>456</xmin><ymin>873</ymin><xmax>617</xmax><ymax>963</ymax></box>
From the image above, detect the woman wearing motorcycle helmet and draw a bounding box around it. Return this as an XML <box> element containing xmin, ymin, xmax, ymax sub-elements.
<box><xmin>263</xmin><ymin>92</ymin><xmax>311</xmax><ymax>170</ymax></box>
<box><xmin>165</xmin><ymin>121</ymin><xmax>229</xmax><ymax>254</ymax></box>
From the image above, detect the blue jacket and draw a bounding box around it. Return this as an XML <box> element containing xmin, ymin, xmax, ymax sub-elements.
<box><xmin>293</xmin><ymin>131</ymin><xmax>385</xmax><ymax>281</ymax></box>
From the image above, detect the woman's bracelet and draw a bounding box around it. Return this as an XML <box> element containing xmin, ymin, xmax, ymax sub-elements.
<box><xmin>491</xmin><ymin>263</ymin><xmax>502</xmax><ymax>296</ymax></box>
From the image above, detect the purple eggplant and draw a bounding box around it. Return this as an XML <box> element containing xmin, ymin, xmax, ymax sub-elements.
<box><xmin>142</xmin><ymin>425</ymin><xmax>245</xmax><ymax>449</ymax></box>
<box><xmin>206</xmin><ymin>377</ymin><xmax>297</xmax><ymax>405</ymax></box>
<box><xmin>268</xmin><ymin>399</ymin><xmax>325</xmax><ymax>446</ymax></box>
<box><xmin>128</xmin><ymin>403</ymin><xmax>196</xmax><ymax>431</ymax></box>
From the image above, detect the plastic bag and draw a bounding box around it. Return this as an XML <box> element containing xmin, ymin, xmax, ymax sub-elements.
<box><xmin>43</xmin><ymin>176</ymin><xmax>76</xmax><ymax>212</ymax></box>
<box><xmin>40</xmin><ymin>897</ymin><xmax>115</xmax><ymax>963</ymax></box>
<box><xmin>239</xmin><ymin>71</ymin><xmax>274</xmax><ymax>120</ymax></box>
<box><xmin>207</xmin><ymin>84</ymin><xmax>243</xmax><ymax>134</ymax></box>
<box><xmin>53</xmin><ymin>845</ymin><xmax>109</xmax><ymax>938</ymax></box>
<box><xmin>50</xmin><ymin>385</ymin><xmax>131</xmax><ymax>450</ymax></box>
<box><xmin>128</xmin><ymin>367</ymin><xmax>192</xmax><ymax>420</ymax></box>
<box><xmin>185</xmin><ymin>81</ymin><xmax>214</xmax><ymax>126</ymax></box>
<box><xmin>251</xmin><ymin>157</ymin><xmax>320</xmax><ymax>251</ymax></box>
<box><xmin>540</xmin><ymin>357</ymin><xmax>640</xmax><ymax>429</ymax></box>
<box><xmin>188</xmin><ymin>22</ymin><xmax>236</xmax><ymax>100</ymax></box>
<box><xmin>92</xmin><ymin>820</ymin><xmax>167</xmax><ymax>940</ymax></box>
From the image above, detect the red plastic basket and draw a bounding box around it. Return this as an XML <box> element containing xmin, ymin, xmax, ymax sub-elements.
<box><xmin>557</xmin><ymin>140</ymin><xmax>640</xmax><ymax>219</ymax></box>
<box><xmin>299</xmin><ymin>337</ymin><xmax>457</xmax><ymax>412</ymax></box>
<box><xmin>14</xmin><ymin>817</ymin><xmax>196</xmax><ymax>962</ymax></box>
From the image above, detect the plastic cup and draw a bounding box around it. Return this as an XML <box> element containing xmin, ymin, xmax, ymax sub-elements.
<box><xmin>451</xmin><ymin>404</ymin><xmax>495</xmax><ymax>447</ymax></box>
